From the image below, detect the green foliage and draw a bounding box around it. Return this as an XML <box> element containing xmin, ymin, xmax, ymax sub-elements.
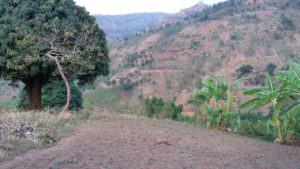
<box><xmin>123</xmin><ymin>51</ymin><xmax>155</xmax><ymax>68</ymax></box>
<box><xmin>280</xmin><ymin>15</ymin><xmax>296</xmax><ymax>31</ymax></box>
<box><xmin>189</xmin><ymin>73</ymin><xmax>246</xmax><ymax>129</ymax></box>
<box><xmin>83</xmin><ymin>87</ymin><xmax>120</xmax><ymax>111</ymax></box>
<box><xmin>230</xmin><ymin>32</ymin><xmax>243</xmax><ymax>41</ymax></box>
<box><xmin>231</xmin><ymin>113</ymin><xmax>275</xmax><ymax>141</ymax></box>
<box><xmin>0</xmin><ymin>96</ymin><xmax>19</xmax><ymax>109</ymax></box>
<box><xmin>18</xmin><ymin>80</ymin><xmax>82</xmax><ymax>110</ymax></box>
<box><xmin>177</xmin><ymin>115</ymin><xmax>196</xmax><ymax>124</ymax></box>
<box><xmin>145</xmin><ymin>97</ymin><xmax>165</xmax><ymax>118</ymax></box>
<box><xmin>163</xmin><ymin>101</ymin><xmax>184</xmax><ymax>120</ymax></box>
<box><xmin>189</xmin><ymin>41</ymin><xmax>200</xmax><ymax>50</ymax></box>
<box><xmin>0</xmin><ymin>0</ymin><xmax>109</xmax><ymax>98</ymax></box>
<box><xmin>234</xmin><ymin>118</ymin><xmax>275</xmax><ymax>141</ymax></box>
<box><xmin>240</xmin><ymin>62</ymin><xmax>300</xmax><ymax>143</ymax></box>
<box><xmin>237</xmin><ymin>64</ymin><xmax>253</xmax><ymax>77</ymax></box>
<box><xmin>67</xmin><ymin>157</ymin><xmax>78</xmax><ymax>164</ymax></box>
<box><xmin>192</xmin><ymin>0</ymin><xmax>247</xmax><ymax>22</ymax></box>
<box><xmin>144</xmin><ymin>97</ymin><xmax>183</xmax><ymax>120</ymax></box>
<box><xmin>120</xmin><ymin>79</ymin><xmax>134</xmax><ymax>90</ymax></box>
<box><xmin>266</xmin><ymin>63</ymin><xmax>277</xmax><ymax>75</ymax></box>
<box><xmin>195</xmin><ymin>78</ymin><xmax>203</xmax><ymax>89</ymax></box>
<box><xmin>161</xmin><ymin>23</ymin><xmax>183</xmax><ymax>37</ymax></box>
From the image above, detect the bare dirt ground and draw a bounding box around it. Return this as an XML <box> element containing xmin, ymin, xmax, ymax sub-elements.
<box><xmin>1</xmin><ymin>113</ymin><xmax>300</xmax><ymax>169</ymax></box>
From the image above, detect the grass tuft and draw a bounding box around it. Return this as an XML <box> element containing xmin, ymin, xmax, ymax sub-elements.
<box><xmin>0</xmin><ymin>110</ymin><xmax>91</xmax><ymax>161</ymax></box>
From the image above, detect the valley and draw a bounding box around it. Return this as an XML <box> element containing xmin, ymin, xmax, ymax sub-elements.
<box><xmin>0</xmin><ymin>0</ymin><xmax>300</xmax><ymax>168</ymax></box>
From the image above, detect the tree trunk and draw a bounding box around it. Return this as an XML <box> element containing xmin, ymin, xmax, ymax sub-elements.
<box><xmin>46</xmin><ymin>51</ymin><xmax>71</xmax><ymax>113</ymax></box>
<box><xmin>25</xmin><ymin>78</ymin><xmax>42</xmax><ymax>110</ymax></box>
<box><xmin>55</xmin><ymin>58</ymin><xmax>71</xmax><ymax>113</ymax></box>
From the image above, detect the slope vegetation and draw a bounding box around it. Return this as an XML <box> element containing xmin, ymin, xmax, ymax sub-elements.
<box><xmin>108</xmin><ymin>0</ymin><xmax>300</xmax><ymax>111</ymax></box>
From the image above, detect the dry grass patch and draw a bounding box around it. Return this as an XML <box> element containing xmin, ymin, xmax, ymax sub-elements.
<box><xmin>0</xmin><ymin>110</ymin><xmax>91</xmax><ymax>161</ymax></box>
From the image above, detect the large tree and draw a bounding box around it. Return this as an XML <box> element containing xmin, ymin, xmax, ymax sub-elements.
<box><xmin>0</xmin><ymin>0</ymin><xmax>110</xmax><ymax>110</ymax></box>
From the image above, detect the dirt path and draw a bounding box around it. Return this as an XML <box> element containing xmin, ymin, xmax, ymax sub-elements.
<box><xmin>1</xmin><ymin>114</ymin><xmax>300</xmax><ymax>169</ymax></box>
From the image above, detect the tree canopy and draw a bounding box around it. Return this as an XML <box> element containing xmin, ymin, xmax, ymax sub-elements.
<box><xmin>0</xmin><ymin>0</ymin><xmax>110</xmax><ymax>109</ymax></box>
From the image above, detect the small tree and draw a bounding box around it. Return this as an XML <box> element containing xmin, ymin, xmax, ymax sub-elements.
<box><xmin>0</xmin><ymin>0</ymin><xmax>109</xmax><ymax>110</ymax></box>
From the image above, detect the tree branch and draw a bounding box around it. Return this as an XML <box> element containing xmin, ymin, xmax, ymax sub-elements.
<box><xmin>46</xmin><ymin>51</ymin><xmax>71</xmax><ymax>113</ymax></box>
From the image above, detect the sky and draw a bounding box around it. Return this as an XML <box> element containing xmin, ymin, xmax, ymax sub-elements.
<box><xmin>74</xmin><ymin>0</ymin><xmax>226</xmax><ymax>15</ymax></box>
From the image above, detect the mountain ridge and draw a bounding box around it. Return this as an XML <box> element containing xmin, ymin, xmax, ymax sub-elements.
<box><xmin>95</xmin><ymin>12</ymin><xmax>170</xmax><ymax>43</ymax></box>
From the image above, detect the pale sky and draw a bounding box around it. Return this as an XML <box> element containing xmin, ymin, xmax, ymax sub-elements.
<box><xmin>74</xmin><ymin>0</ymin><xmax>226</xmax><ymax>15</ymax></box>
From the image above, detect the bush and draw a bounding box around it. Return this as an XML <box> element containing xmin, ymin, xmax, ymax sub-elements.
<box><xmin>145</xmin><ymin>97</ymin><xmax>164</xmax><ymax>118</ymax></box>
<box><xmin>163</xmin><ymin>101</ymin><xmax>183</xmax><ymax>120</ymax></box>
<box><xmin>266</xmin><ymin>63</ymin><xmax>277</xmax><ymax>75</ymax></box>
<box><xmin>120</xmin><ymin>79</ymin><xmax>134</xmax><ymax>90</ymax></box>
<box><xmin>235</xmin><ymin>119</ymin><xmax>275</xmax><ymax>140</ymax></box>
<box><xmin>144</xmin><ymin>97</ymin><xmax>183</xmax><ymax>120</ymax></box>
<box><xmin>18</xmin><ymin>80</ymin><xmax>82</xmax><ymax>110</ymax></box>
<box><xmin>231</xmin><ymin>112</ymin><xmax>275</xmax><ymax>141</ymax></box>
<box><xmin>237</xmin><ymin>64</ymin><xmax>253</xmax><ymax>77</ymax></box>
<box><xmin>280</xmin><ymin>15</ymin><xmax>296</xmax><ymax>31</ymax></box>
<box><xmin>230</xmin><ymin>32</ymin><xmax>242</xmax><ymax>41</ymax></box>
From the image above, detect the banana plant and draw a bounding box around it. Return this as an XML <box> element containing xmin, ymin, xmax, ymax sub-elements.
<box><xmin>240</xmin><ymin>61</ymin><xmax>300</xmax><ymax>143</ymax></box>
<box><xmin>189</xmin><ymin>73</ymin><xmax>246</xmax><ymax>128</ymax></box>
<box><xmin>208</xmin><ymin>72</ymin><xmax>249</xmax><ymax>113</ymax></box>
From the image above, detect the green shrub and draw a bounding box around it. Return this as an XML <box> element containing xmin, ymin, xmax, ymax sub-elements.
<box><xmin>120</xmin><ymin>79</ymin><xmax>134</xmax><ymax>90</ymax></box>
<box><xmin>144</xmin><ymin>97</ymin><xmax>183</xmax><ymax>120</ymax></box>
<box><xmin>189</xmin><ymin>41</ymin><xmax>200</xmax><ymax>50</ymax></box>
<box><xmin>280</xmin><ymin>15</ymin><xmax>296</xmax><ymax>31</ymax></box>
<box><xmin>18</xmin><ymin>80</ymin><xmax>82</xmax><ymax>110</ymax></box>
<box><xmin>230</xmin><ymin>32</ymin><xmax>242</xmax><ymax>41</ymax></box>
<box><xmin>145</xmin><ymin>97</ymin><xmax>164</xmax><ymax>118</ymax></box>
<box><xmin>237</xmin><ymin>64</ymin><xmax>253</xmax><ymax>77</ymax></box>
<box><xmin>266</xmin><ymin>63</ymin><xmax>277</xmax><ymax>75</ymax></box>
<box><xmin>163</xmin><ymin>101</ymin><xmax>183</xmax><ymax>120</ymax></box>
<box><xmin>230</xmin><ymin>112</ymin><xmax>275</xmax><ymax>140</ymax></box>
<box><xmin>235</xmin><ymin>119</ymin><xmax>275</xmax><ymax>141</ymax></box>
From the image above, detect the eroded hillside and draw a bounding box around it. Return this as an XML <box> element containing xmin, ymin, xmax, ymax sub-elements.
<box><xmin>107</xmin><ymin>0</ymin><xmax>300</xmax><ymax>113</ymax></box>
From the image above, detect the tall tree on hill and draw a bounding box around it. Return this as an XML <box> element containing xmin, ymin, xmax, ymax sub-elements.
<box><xmin>0</xmin><ymin>0</ymin><xmax>110</xmax><ymax>110</ymax></box>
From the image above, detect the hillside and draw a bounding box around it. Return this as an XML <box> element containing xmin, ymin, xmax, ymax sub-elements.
<box><xmin>149</xmin><ymin>2</ymin><xmax>208</xmax><ymax>29</ymax></box>
<box><xmin>95</xmin><ymin>13</ymin><xmax>170</xmax><ymax>43</ymax></box>
<box><xmin>107</xmin><ymin>0</ymin><xmax>300</xmax><ymax>113</ymax></box>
